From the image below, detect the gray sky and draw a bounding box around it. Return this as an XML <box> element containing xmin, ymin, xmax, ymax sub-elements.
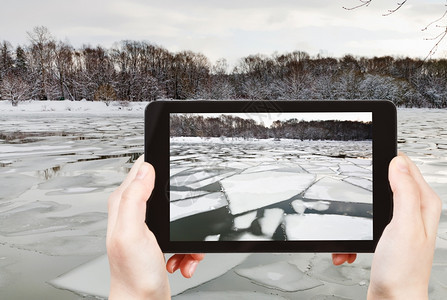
<box><xmin>1</xmin><ymin>0</ymin><xmax>446</xmax><ymax>66</ymax></box>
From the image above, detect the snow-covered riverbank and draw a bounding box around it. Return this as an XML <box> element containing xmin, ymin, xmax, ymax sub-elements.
<box><xmin>0</xmin><ymin>100</ymin><xmax>149</xmax><ymax>115</ymax></box>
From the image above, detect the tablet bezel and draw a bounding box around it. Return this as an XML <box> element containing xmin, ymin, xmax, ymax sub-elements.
<box><xmin>145</xmin><ymin>100</ymin><xmax>396</xmax><ymax>253</ymax></box>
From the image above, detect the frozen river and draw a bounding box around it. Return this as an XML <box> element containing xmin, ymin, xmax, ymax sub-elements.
<box><xmin>0</xmin><ymin>106</ymin><xmax>447</xmax><ymax>299</ymax></box>
<box><xmin>170</xmin><ymin>137</ymin><xmax>373</xmax><ymax>242</ymax></box>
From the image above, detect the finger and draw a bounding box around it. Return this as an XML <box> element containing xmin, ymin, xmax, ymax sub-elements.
<box><xmin>166</xmin><ymin>254</ymin><xmax>185</xmax><ymax>273</ymax></box>
<box><xmin>346</xmin><ymin>253</ymin><xmax>357</xmax><ymax>264</ymax></box>
<box><xmin>332</xmin><ymin>253</ymin><xmax>357</xmax><ymax>266</ymax></box>
<box><xmin>189</xmin><ymin>253</ymin><xmax>205</xmax><ymax>261</ymax></box>
<box><xmin>179</xmin><ymin>255</ymin><xmax>200</xmax><ymax>278</ymax></box>
<box><xmin>118</xmin><ymin>155</ymin><xmax>146</xmax><ymax>193</ymax></box>
<box><xmin>107</xmin><ymin>155</ymin><xmax>145</xmax><ymax>237</ymax></box>
<box><xmin>399</xmin><ymin>153</ymin><xmax>442</xmax><ymax>235</ymax></box>
<box><xmin>388</xmin><ymin>155</ymin><xmax>423</xmax><ymax>227</ymax></box>
<box><xmin>115</xmin><ymin>162</ymin><xmax>155</xmax><ymax>234</ymax></box>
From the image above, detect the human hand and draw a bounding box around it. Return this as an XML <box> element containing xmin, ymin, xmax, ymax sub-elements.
<box><xmin>367</xmin><ymin>153</ymin><xmax>441</xmax><ymax>299</ymax></box>
<box><xmin>107</xmin><ymin>156</ymin><xmax>204</xmax><ymax>300</ymax></box>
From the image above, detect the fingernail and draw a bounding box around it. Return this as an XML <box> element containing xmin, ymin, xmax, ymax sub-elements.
<box><xmin>136</xmin><ymin>163</ymin><xmax>149</xmax><ymax>180</ymax></box>
<box><xmin>188</xmin><ymin>261</ymin><xmax>199</xmax><ymax>277</ymax></box>
<box><xmin>172</xmin><ymin>259</ymin><xmax>181</xmax><ymax>273</ymax></box>
<box><xmin>395</xmin><ymin>156</ymin><xmax>409</xmax><ymax>174</ymax></box>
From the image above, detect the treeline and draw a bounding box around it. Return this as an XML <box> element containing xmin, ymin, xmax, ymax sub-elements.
<box><xmin>170</xmin><ymin>115</ymin><xmax>372</xmax><ymax>141</ymax></box>
<box><xmin>1</xmin><ymin>26</ymin><xmax>447</xmax><ymax>107</ymax></box>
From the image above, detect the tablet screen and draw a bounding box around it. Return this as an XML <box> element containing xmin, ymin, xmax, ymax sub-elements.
<box><xmin>169</xmin><ymin>112</ymin><xmax>373</xmax><ymax>242</ymax></box>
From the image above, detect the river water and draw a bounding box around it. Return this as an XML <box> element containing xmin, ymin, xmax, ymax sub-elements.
<box><xmin>0</xmin><ymin>108</ymin><xmax>446</xmax><ymax>299</ymax></box>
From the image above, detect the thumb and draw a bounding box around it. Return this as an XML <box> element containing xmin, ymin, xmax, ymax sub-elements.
<box><xmin>116</xmin><ymin>163</ymin><xmax>155</xmax><ymax>231</ymax></box>
<box><xmin>388</xmin><ymin>155</ymin><xmax>422</xmax><ymax>225</ymax></box>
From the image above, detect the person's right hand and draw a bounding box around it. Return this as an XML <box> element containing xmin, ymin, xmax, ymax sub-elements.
<box><xmin>367</xmin><ymin>153</ymin><xmax>442</xmax><ymax>299</ymax></box>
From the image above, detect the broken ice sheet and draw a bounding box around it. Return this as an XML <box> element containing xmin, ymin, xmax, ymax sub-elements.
<box><xmin>221</xmin><ymin>171</ymin><xmax>316</xmax><ymax>215</ymax></box>
<box><xmin>204</xmin><ymin>234</ymin><xmax>220</xmax><ymax>241</ymax></box>
<box><xmin>342</xmin><ymin>177</ymin><xmax>372</xmax><ymax>191</ymax></box>
<box><xmin>170</xmin><ymin>190</ymin><xmax>209</xmax><ymax>202</ymax></box>
<box><xmin>241</xmin><ymin>163</ymin><xmax>306</xmax><ymax>174</ymax></box>
<box><xmin>259</xmin><ymin>208</ymin><xmax>284</xmax><ymax>237</ymax></box>
<box><xmin>338</xmin><ymin>164</ymin><xmax>371</xmax><ymax>178</ymax></box>
<box><xmin>173</xmin><ymin>291</ymin><xmax>287</xmax><ymax>300</ymax></box>
<box><xmin>345</xmin><ymin>158</ymin><xmax>372</xmax><ymax>166</ymax></box>
<box><xmin>292</xmin><ymin>200</ymin><xmax>330</xmax><ymax>214</ymax></box>
<box><xmin>229</xmin><ymin>232</ymin><xmax>271</xmax><ymax>241</ymax></box>
<box><xmin>185</xmin><ymin>172</ymin><xmax>236</xmax><ymax>190</ymax></box>
<box><xmin>235</xmin><ymin>261</ymin><xmax>323</xmax><ymax>292</ymax></box>
<box><xmin>169</xmin><ymin>253</ymin><xmax>251</xmax><ymax>296</ymax></box>
<box><xmin>233</xmin><ymin>211</ymin><xmax>257</xmax><ymax>230</ymax></box>
<box><xmin>170</xmin><ymin>167</ymin><xmax>191</xmax><ymax>177</ymax></box>
<box><xmin>170</xmin><ymin>192</ymin><xmax>227</xmax><ymax>221</ymax></box>
<box><xmin>310</xmin><ymin>295</ymin><xmax>352</xmax><ymax>300</ymax></box>
<box><xmin>285</xmin><ymin>214</ymin><xmax>373</xmax><ymax>240</ymax></box>
<box><xmin>305</xmin><ymin>256</ymin><xmax>371</xmax><ymax>286</ymax></box>
<box><xmin>304</xmin><ymin>177</ymin><xmax>372</xmax><ymax>204</ymax></box>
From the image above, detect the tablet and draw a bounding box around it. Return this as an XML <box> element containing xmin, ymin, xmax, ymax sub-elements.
<box><xmin>145</xmin><ymin>100</ymin><xmax>396</xmax><ymax>253</ymax></box>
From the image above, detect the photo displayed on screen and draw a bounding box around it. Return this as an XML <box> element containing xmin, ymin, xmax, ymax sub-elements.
<box><xmin>169</xmin><ymin>112</ymin><xmax>373</xmax><ymax>242</ymax></box>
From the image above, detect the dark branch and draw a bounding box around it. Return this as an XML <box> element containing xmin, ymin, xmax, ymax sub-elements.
<box><xmin>424</xmin><ymin>28</ymin><xmax>447</xmax><ymax>60</ymax></box>
<box><xmin>383</xmin><ymin>0</ymin><xmax>408</xmax><ymax>16</ymax></box>
<box><xmin>422</xmin><ymin>8</ymin><xmax>447</xmax><ymax>31</ymax></box>
<box><xmin>343</xmin><ymin>0</ymin><xmax>372</xmax><ymax>11</ymax></box>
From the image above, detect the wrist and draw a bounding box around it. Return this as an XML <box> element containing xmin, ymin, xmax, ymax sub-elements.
<box><xmin>367</xmin><ymin>285</ymin><xmax>428</xmax><ymax>300</ymax></box>
<box><xmin>109</xmin><ymin>279</ymin><xmax>170</xmax><ymax>300</ymax></box>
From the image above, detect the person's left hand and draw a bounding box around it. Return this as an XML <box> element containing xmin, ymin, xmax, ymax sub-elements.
<box><xmin>107</xmin><ymin>156</ymin><xmax>204</xmax><ymax>300</ymax></box>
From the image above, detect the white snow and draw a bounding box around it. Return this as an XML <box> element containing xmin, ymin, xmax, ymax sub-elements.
<box><xmin>304</xmin><ymin>177</ymin><xmax>372</xmax><ymax>204</ymax></box>
<box><xmin>0</xmin><ymin>100</ymin><xmax>148</xmax><ymax>115</ymax></box>
<box><xmin>221</xmin><ymin>171</ymin><xmax>316</xmax><ymax>215</ymax></box>
<box><xmin>285</xmin><ymin>214</ymin><xmax>373</xmax><ymax>240</ymax></box>
<box><xmin>170</xmin><ymin>192</ymin><xmax>227</xmax><ymax>221</ymax></box>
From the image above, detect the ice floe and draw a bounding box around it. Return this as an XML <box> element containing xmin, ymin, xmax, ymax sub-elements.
<box><xmin>235</xmin><ymin>261</ymin><xmax>323</xmax><ymax>292</ymax></box>
<box><xmin>233</xmin><ymin>211</ymin><xmax>258</xmax><ymax>230</ymax></box>
<box><xmin>292</xmin><ymin>200</ymin><xmax>330</xmax><ymax>214</ymax></box>
<box><xmin>170</xmin><ymin>192</ymin><xmax>228</xmax><ymax>221</ymax></box>
<box><xmin>204</xmin><ymin>234</ymin><xmax>221</xmax><ymax>241</ymax></box>
<box><xmin>170</xmin><ymin>190</ymin><xmax>209</xmax><ymax>202</ymax></box>
<box><xmin>285</xmin><ymin>214</ymin><xmax>373</xmax><ymax>240</ymax></box>
<box><xmin>168</xmin><ymin>253</ymin><xmax>251</xmax><ymax>296</ymax></box>
<box><xmin>304</xmin><ymin>177</ymin><xmax>372</xmax><ymax>204</ymax></box>
<box><xmin>221</xmin><ymin>171</ymin><xmax>316</xmax><ymax>215</ymax></box>
<box><xmin>173</xmin><ymin>291</ymin><xmax>287</xmax><ymax>300</ymax></box>
<box><xmin>258</xmin><ymin>208</ymin><xmax>284</xmax><ymax>237</ymax></box>
<box><xmin>342</xmin><ymin>177</ymin><xmax>372</xmax><ymax>191</ymax></box>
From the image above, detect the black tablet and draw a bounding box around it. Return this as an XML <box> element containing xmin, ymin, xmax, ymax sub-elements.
<box><xmin>145</xmin><ymin>100</ymin><xmax>396</xmax><ymax>253</ymax></box>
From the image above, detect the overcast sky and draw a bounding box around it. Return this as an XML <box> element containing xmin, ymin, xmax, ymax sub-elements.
<box><xmin>1</xmin><ymin>0</ymin><xmax>446</xmax><ymax>66</ymax></box>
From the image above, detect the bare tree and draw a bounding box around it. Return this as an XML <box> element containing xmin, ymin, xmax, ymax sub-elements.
<box><xmin>0</xmin><ymin>73</ymin><xmax>30</xmax><ymax>106</ymax></box>
<box><xmin>27</xmin><ymin>26</ymin><xmax>56</xmax><ymax>100</ymax></box>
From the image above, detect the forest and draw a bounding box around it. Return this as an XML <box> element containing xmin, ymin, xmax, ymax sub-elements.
<box><xmin>170</xmin><ymin>114</ymin><xmax>372</xmax><ymax>141</ymax></box>
<box><xmin>1</xmin><ymin>26</ymin><xmax>447</xmax><ymax>107</ymax></box>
